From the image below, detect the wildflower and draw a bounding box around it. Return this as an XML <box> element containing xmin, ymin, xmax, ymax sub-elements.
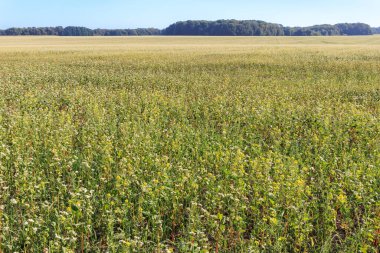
<box><xmin>337</xmin><ymin>193</ymin><xmax>347</xmax><ymax>204</ymax></box>
<box><xmin>121</xmin><ymin>240</ymin><xmax>131</xmax><ymax>247</ymax></box>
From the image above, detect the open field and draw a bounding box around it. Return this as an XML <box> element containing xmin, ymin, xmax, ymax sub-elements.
<box><xmin>0</xmin><ymin>36</ymin><xmax>379</xmax><ymax>252</ymax></box>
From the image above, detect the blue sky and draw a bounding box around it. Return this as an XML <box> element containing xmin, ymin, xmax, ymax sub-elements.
<box><xmin>0</xmin><ymin>0</ymin><xmax>379</xmax><ymax>29</ymax></box>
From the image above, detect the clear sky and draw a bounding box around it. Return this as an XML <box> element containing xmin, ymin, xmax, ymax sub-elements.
<box><xmin>0</xmin><ymin>0</ymin><xmax>379</xmax><ymax>29</ymax></box>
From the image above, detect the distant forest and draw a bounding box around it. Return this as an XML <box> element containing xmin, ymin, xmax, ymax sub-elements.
<box><xmin>0</xmin><ymin>26</ymin><xmax>161</xmax><ymax>36</ymax></box>
<box><xmin>162</xmin><ymin>21</ymin><xmax>373</xmax><ymax>36</ymax></box>
<box><xmin>0</xmin><ymin>20</ymin><xmax>377</xmax><ymax>36</ymax></box>
<box><xmin>372</xmin><ymin>27</ymin><xmax>380</xmax><ymax>34</ymax></box>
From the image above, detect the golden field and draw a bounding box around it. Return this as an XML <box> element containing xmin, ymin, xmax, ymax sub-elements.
<box><xmin>0</xmin><ymin>36</ymin><xmax>379</xmax><ymax>252</ymax></box>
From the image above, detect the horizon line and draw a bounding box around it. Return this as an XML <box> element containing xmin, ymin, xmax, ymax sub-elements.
<box><xmin>1</xmin><ymin>19</ymin><xmax>379</xmax><ymax>30</ymax></box>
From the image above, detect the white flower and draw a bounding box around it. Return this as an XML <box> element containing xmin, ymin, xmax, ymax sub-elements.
<box><xmin>10</xmin><ymin>198</ymin><xmax>18</xmax><ymax>205</ymax></box>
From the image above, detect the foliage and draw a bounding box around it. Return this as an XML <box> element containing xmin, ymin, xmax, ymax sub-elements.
<box><xmin>163</xmin><ymin>20</ymin><xmax>373</xmax><ymax>36</ymax></box>
<box><xmin>61</xmin><ymin>26</ymin><xmax>94</xmax><ymax>36</ymax></box>
<box><xmin>372</xmin><ymin>27</ymin><xmax>380</xmax><ymax>34</ymax></box>
<box><xmin>162</xmin><ymin>20</ymin><xmax>284</xmax><ymax>36</ymax></box>
<box><xmin>0</xmin><ymin>36</ymin><xmax>379</xmax><ymax>252</ymax></box>
<box><xmin>334</xmin><ymin>23</ymin><xmax>373</xmax><ymax>36</ymax></box>
<box><xmin>0</xmin><ymin>27</ymin><xmax>64</xmax><ymax>36</ymax></box>
<box><xmin>0</xmin><ymin>21</ymin><xmax>374</xmax><ymax>36</ymax></box>
<box><xmin>93</xmin><ymin>28</ymin><xmax>161</xmax><ymax>36</ymax></box>
<box><xmin>0</xmin><ymin>27</ymin><xmax>160</xmax><ymax>36</ymax></box>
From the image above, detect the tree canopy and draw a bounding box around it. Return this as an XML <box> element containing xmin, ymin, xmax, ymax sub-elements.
<box><xmin>0</xmin><ymin>22</ymin><xmax>374</xmax><ymax>36</ymax></box>
<box><xmin>0</xmin><ymin>26</ymin><xmax>160</xmax><ymax>36</ymax></box>
<box><xmin>163</xmin><ymin>20</ymin><xmax>373</xmax><ymax>36</ymax></box>
<box><xmin>162</xmin><ymin>20</ymin><xmax>284</xmax><ymax>36</ymax></box>
<box><xmin>93</xmin><ymin>28</ymin><xmax>160</xmax><ymax>36</ymax></box>
<box><xmin>372</xmin><ymin>27</ymin><xmax>380</xmax><ymax>34</ymax></box>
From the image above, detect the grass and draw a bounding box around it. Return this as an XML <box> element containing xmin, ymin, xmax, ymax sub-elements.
<box><xmin>0</xmin><ymin>36</ymin><xmax>379</xmax><ymax>252</ymax></box>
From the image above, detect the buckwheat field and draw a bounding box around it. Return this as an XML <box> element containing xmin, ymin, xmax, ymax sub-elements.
<box><xmin>0</xmin><ymin>36</ymin><xmax>379</xmax><ymax>252</ymax></box>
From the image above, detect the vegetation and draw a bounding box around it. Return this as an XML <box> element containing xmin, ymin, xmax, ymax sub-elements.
<box><xmin>285</xmin><ymin>23</ymin><xmax>373</xmax><ymax>36</ymax></box>
<box><xmin>0</xmin><ymin>27</ymin><xmax>64</xmax><ymax>36</ymax></box>
<box><xmin>163</xmin><ymin>20</ymin><xmax>373</xmax><ymax>36</ymax></box>
<box><xmin>372</xmin><ymin>27</ymin><xmax>380</xmax><ymax>34</ymax></box>
<box><xmin>0</xmin><ymin>27</ymin><xmax>160</xmax><ymax>36</ymax></box>
<box><xmin>0</xmin><ymin>36</ymin><xmax>379</xmax><ymax>252</ymax></box>
<box><xmin>93</xmin><ymin>28</ymin><xmax>161</xmax><ymax>36</ymax></box>
<box><xmin>61</xmin><ymin>26</ymin><xmax>94</xmax><ymax>36</ymax></box>
<box><xmin>0</xmin><ymin>21</ymin><xmax>374</xmax><ymax>36</ymax></box>
<box><xmin>162</xmin><ymin>20</ymin><xmax>285</xmax><ymax>36</ymax></box>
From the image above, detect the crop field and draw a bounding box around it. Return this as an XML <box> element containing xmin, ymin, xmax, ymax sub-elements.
<box><xmin>0</xmin><ymin>36</ymin><xmax>379</xmax><ymax>252</ymax></box>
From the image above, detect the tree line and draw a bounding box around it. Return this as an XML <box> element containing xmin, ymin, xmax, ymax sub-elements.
<box><xmin>162</xmin><ymin>20</ymin><xmax>373</xmax><ymax>36</ymax></box>
<box><xmin>372</xmin><ymin>27</ymin><xmax>380</xmax><ymax>34</ymax></box>
<box><xmin>0</xmin><ymin>26</ymin><xmax>160</xmax><ymax>36</ymax></box>
<box><xmin>0</xmin><ymin>21</ymin><xmax>375</xmax><ymax>36</ymax></box>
